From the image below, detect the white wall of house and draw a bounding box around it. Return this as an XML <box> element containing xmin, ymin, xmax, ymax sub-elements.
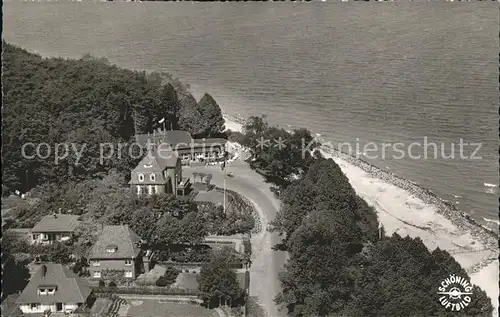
<box><xmin>155</xmin><ymin>185</ymin><xmax>165</xmax><ymax>194</ymax></box>
<box><xmin>64</xmin><ymin>303</ymin><xmax>79</xmax><ymax>312</ymax></box>
<box><xmin>20</xmin><ymin>304</ymin><xmax>55</xmax><ymax>314</ymax></box>
<box><xmin>31</xmin><ymin>232</ymin><xmax>71</xmax><ymax>245</ymax></box>
<box><xmin>20</xmin><ymin>303</ymin><xmax>80</xmax><ymax>314</ymax></box>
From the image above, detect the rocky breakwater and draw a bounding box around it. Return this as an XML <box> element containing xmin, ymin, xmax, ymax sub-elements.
<box><xmin>318</xmin><ymin>142</ymin><xmax>498</xmax><ymax>272</ymax></box>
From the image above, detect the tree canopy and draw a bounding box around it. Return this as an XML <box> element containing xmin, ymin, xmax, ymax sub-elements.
<box><xmin>2</xmin><ymin>43</ymin><xmax>225</xmax><ymax>194</ymax></box>
<box><xmin>240</xmin><ymin>115</ymin><xmax>321</xmax><ymax>189</ymax></box>
<box><xmin>272</xmin><ymin>159</ymin><xmax>492</xmax><ymax>316</ymax></box>
<box><xmin>198</xmin><ymin>248</ymin><xmax>245</xmax><ymax>308</ymax></box>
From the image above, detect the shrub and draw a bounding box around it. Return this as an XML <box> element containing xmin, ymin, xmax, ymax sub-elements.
<box><xmin>243</xmin><ymin>239</ymin><xmax>251</xmax><ymax>256</ymax></box>
<box><xmin>108</xmin><ymin>281</ymin><xmax>117</xmax><ymax>288</ymax></box>
<box><xmin>98</xmin><ymin>279</ymin><xmax>105</xmax><ymax>287</ymax></box>
<box><xmin>164</xmin><ymin>266</ymin><xmax>181</xmax><ymax>284</ymax></box>
<box><xmin>156</xmin><ymin>276</ymin><xmax>170</xmax><ymax>287</ymax></box>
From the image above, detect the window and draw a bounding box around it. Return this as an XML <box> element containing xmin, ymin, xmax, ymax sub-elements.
<box><xmin>150</xmin><ymin>173</ymin><xmax>155</xmax><ymax>181</ymax></box>
<box><xmin>124</xmin><ymin>271</ymin><xmax>133</xmax><ymax>278</ymax></box>
<box><xmin>31</xmin><ymin>304</ymin><xmax>39</xmax><ymax>309</ymax></box>
<box><xmin>138</xmin><ymin>173</ymin><xmax>144</xmax><ymax>182</ymax></box>
<box><xmin>125</xmin><ymin>260</ymin><xmax>132</xmax><ymax>266</ymax></box>
<box><xmin>137</xmin><ymin>186</ymin><xmax>142</xmax><ymax>195</ymax></box>
<box><xmin>38</xmin><ymin>289</ymin><xmax>47</xmax><ymax>295</ymax></box>
<box><xmin>106</xmin><ymin>248</ymin><xmax>116</xmax><ymax>253</ymax></box>
<box><xmin>148</xmin><ymin>185</ymin><xmax>153</xmax><ymax>195</ymax></box>
<box><xmin>93</xmin><ymin>271</ymin><xmax>101</xmax><ymax>278</ymax></box>
<box><xmin>92</xmin><ymin>261</ymin><xmax>100</xmax><ymax>267</ymax></box>
<box><xmin>48</xmin><ymin>288</ymin><xmax>55</xmax><ymax>295</ymax></box>
<box><xmin>32</xmin><ymin>234</ymin><xmax>39</xmax><ymax>240</ymax></box>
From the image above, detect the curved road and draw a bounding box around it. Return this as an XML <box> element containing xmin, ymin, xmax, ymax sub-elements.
<box><xmin>185</xmin><ymin>161</ymin><xmax>287</xmax><ymax>317</ymax></box>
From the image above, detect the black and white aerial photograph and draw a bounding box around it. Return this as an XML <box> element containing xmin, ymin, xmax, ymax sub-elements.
<box><xmin>1</xmin><ymin>1</ymin><xmax>499</xmax><ymax>317</ymax></box>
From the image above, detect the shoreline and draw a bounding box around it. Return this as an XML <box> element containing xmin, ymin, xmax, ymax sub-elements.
<box><xmin>222</xmin><ymin>113</ymin><xmax>499</xmax><ymax>313</ymax></box>
<box><xmin>223</xmin><ymin>113</ymin><xmax>498</xmax><ymax>244</ymax></box>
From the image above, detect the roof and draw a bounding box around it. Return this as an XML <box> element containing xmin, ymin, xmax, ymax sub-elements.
<box><xmin>194</xmin><ymin>138</ymin><xmax>228</xmax><ymax>146</ymax></box>
<box><xmin>16</xmin><ymin>263</ymin><xmax>91</xmax><ymax>304</ymax></box>
<box><xmin>129</xmin><ymin>149</ymin><xmax>178</xmax><ymax>184</ymax></box>
<box><xmin>31</xmin><ymin>214</ymin><xmax>80</xmax><ymax>233</ymax></box>
<box><xmin>2</xmin><ymin>295</ymin><xmax>23</xmax><ymax>317</ymax></box>
<box><xmin>89</xmin><ymin>225</ymin><xmax>142</xmax><ymax>259</ymax></box>
<box><xmin>135</xmin><ymin>131</ymin><xmax>227</xmax><ymax>155</ymax></box>
<box><xmin>135</xmin><ymin>130</ymin><xmax>193</xmax><ymax>148</ymax></box>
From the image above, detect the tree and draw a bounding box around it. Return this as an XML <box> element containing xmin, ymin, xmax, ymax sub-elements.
<box><xmin>157</xmin><ymin>83</ymin><xmax>181</xmax><ymax>130</ymax></box>
<box><xmin>130</xmin><ymin>207</ymin><xmax>158</xmax><ymax>244</ymax></box>
<box><xmin>156</xmin><ymin>267</ymin><xmax>181</xmax><ymax>287</ymax></box>
<box><xmin>276</xmin><ymin>208</ymin><xmax>364</xmax><ymax>316</ymax></box>
<box><xmin>241</xmin><ymin>116</ymin><xmax>320</xmax><ymax>189</ymax></box>
<box><xmin>1</xmin><ymin>252</ymin><xmax>30</xmax><ymax>299</ymax></box>
<box><xmin>269</xmin><ymin>177</ymin><xmax>316</xmax><ymax>244</ymax></box>
<box><xmin>205</xmin><ymin>174</ymin><xmax>213</xmax><ymax>185</ymax></box>
<box><xmin>150</xmin><ymin>213</ymin><xmax>183</xmax><ymax>247</ymax></box>
<box><xmin>2</xmin><ymin>43</ymin><xmax>201</xmax><ymax>193</ymax></box>
<box><xmin>198</xmin><ymin>249</ymin><xmax>244</xmax><ymax>308</ymax></box>
<box><xmin>195</xmin><ymin>93</ymin><xmax>225</xmax><ymax>138</ymax></box>
<box><xmin>151</xmin><ymin>194</ymin><xmax>197</xmax><ymax>218</ymax></box>
<box><xmin>179</xmin><ymin>211</ymin><xmax>208</xmax><ymax>244</ymax></box>
<box><xmin>342</xmin><ymin>234</ymin><xmax>493</xmax><ymax>317</ymax></box>
<box><xmin>73</xmin><ymin>220</ymin><xmax>101</xmax><ymax>257</ymax></box>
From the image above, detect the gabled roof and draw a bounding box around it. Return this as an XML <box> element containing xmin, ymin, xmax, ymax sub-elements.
<box><xmin>89</xmin><ymin>225</ymin><xmax>141</xmax><ymax>259</ymax></box>
<box><xmin>16</xmin><ymin>263</ymin><xmax>91</xmax><ymax>304</ymax></box>
<box><xmin>31</xmin><ymin>214</ymin><xmax>80</xmax><ymax>233</ymax></box>
<box><xmin>129</xmin><ymin>149</ymin><xmax>178</xmax><ymax>185</ymax></box>
<box><xmin>133</xmin><ymin>148</ymin><xmax>178</xmax><ymax>172</ymax></box>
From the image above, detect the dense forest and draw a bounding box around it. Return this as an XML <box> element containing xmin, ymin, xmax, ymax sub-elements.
<box><xmin>2</xmin><ymin>42</ymin><xmax>225</xmax><ymax>194</ymax></box>
<box><xmin>237</xmin><ymin>120</ymin><xmax>493</xmax><ymax>316</ymax></box>
<box><xmin>270</xmin><ymin>159</ymin><xmax>492</xmax><ymax>316</ymax></box>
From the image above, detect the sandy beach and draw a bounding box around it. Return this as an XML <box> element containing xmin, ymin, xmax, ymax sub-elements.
<box><xmin>223</xmin><ymin>115</ymin><xmax>499</xmax><ymax>316</ymax></box>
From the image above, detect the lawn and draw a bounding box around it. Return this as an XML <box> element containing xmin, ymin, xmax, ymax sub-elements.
<box><xmin>125</xmin><ymin>299</ymin><xmax>218</xmax><ymax>317</ymax></box>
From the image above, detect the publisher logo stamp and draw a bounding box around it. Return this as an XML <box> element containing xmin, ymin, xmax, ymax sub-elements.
<box><xmin>437</xmin><ymin>274</ymin><xmax>473</xmax><ymax>311</ymax></box>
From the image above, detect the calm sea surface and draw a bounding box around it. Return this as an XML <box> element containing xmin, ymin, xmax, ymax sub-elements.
<box><xmin>3</xmin><ymin>1</ymin><xmax>498</xmax><ymax>229</ymax></box>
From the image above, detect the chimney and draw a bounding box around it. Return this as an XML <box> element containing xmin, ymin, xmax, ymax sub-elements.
<box><xmin>41</xmin><ymin>264</ymin><xmax>47</xmax><ymax>277</ymax></box>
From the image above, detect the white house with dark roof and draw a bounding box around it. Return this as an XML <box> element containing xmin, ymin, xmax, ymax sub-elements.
<box><xmin>16</xmin><ymin>263</ymin><xmax>92</xmax><ymax>314</ymax></box>
<box><xmin>88</xmin><ymin>225</ymin><xmax>150</xmax><ymax>280</ymax></box>
<box><xmin>30</xmin><ymin>214</ymin><xmax>80</xmax><ymax>245</ymax></box>
<box><xmin>128</xmin><ymin>147</ymin><xmax>191</xmax><ymax>197</ymax></box>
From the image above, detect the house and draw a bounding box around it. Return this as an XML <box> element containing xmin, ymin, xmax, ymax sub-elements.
<box><xmin>135</xmin><ymin>129</ymin><xmax>227</xmax><ymax>165</ymax></box>
<box><xmin>30</xmin><ymin>214</ymin><xmax>80</xmax><ymax>245</ymax></box>
<box><xmin>16</xmin><ymin>263</ymin><xmax>92</xmax><ymax>314</ymax></box>
<box><xmin>129</xmin><ymin>147</ymin><xmax>191</xmax><ymax>197</ymax></box>
<box><xmin>88</xmin><ymin>225</ymin><xmax>151</xmax><ymax>280</ymax></box>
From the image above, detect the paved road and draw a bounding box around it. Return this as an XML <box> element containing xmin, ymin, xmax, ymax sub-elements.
<box><xmin>184</xmin><ymin>161</ymin><xmax>287</xmax><ymax>317</ymax></box>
